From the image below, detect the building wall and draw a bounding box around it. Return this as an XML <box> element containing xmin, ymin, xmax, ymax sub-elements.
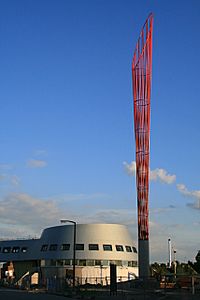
<box><xmin>0</xmin><ymin>223</ymin><xmax>138</xmax><ymax>283</ymax></box>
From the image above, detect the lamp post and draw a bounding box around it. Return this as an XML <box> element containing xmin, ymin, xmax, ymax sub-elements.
<box><xmin>60</xmin><ymin>219</ymin><xmax>76</xmax><ymax>288</ymax></box>
<box><xmin>173</xmin><ymin>250</ymin><xmax>177</xmax><ymax>278</ymax></box>
<box><xmin>168</xmin><ymin>238</ymin><xmax>172</xmax><ymax>268</ymax></box>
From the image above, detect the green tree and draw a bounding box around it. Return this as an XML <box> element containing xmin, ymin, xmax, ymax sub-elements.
<box><xmin>187</xmin><ymin>250</ymin><xmax>200</xmax><ymax>274</ymax></box>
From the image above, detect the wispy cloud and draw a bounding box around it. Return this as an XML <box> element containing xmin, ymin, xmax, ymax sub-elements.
<box><xmin>0</xmin><ymin>174</ymin><xmax>6</xmax><ymax>181</ymax></box>
<box><xmin>177</xmin><ymin>183</ymin><xmax>200</xmax><ymax>210</ymax></box>
<box><xmin>150</xmin><ymin>168</ymin><xmax>176</xmax><ymax>184</ymax></box>
<box><xmin>0</xmin><ymin>193</ymin><xmax>64</xmax><ymax>233</ymax></box>
<box><xmin>123</xmin><ymin>161</ymin><xmax>136</xmax><ymax>176</ymax></box>
<box><xmin>34</xmin><ymin>149</ymin><xmax>47</xmax><ymax>156</ymax></box>
<box><xmin>150</xmin><ymin>206</ymin><xmax>176</xmax><ymax>214</ymax></box>
<box><xmin>0</xmin><ymin>193</ymin><xmax>137</xmax><ymax>238</ymax></box>
<box><xmin>0</xmin><ymin>164</ymin><xmax>13</xmax><ymax>170</ymax></box>
<box><xmin>56</xmin><ymin>193</ymin><xmax>110</xmax><ymax>203</ymax></box>
<box><xmin>123</xmin><ymin>161</ymin><xmax>176</xmax><ymax>184</ymax></box>
<box><xmin>27</xmin><ymin>159</ymin><xmax>47</xmax><ymax>168</ymax></box>
<box><xmin>11</xmin><ymin>175</ymin><xmax>20</xmax><ymax>186</ymax></box>
<box><xmin>76</xmin><ymin>208</ymin><xmax>136</xmax><ymax>226</ymax></box>
<box><xmin>0</xmin><ymin>191</ymin><xmax>197</xmax><ymax>262</ymax></box>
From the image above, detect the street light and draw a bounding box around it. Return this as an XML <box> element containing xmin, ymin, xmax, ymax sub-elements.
<box><xmin>173</xmin><ymin>249</ymin><xmax>177</xmax><ymax>278</ymax></box>
<box><xmin>60</xmin><ymin>219</ymin><xmax>76</xmax><ymax>288</ymax></box>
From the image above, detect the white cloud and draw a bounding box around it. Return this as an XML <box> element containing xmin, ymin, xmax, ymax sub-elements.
<box><xmin>123</xmin><ymin>161</ymin><xmax>176</xmax><ymax>184</ymax></box>
<box><xmin>0</xmin><ymin>192</ymin><xmax>137</xmax><ymax>239</ymax></box>
<box><xmin>177</xmin><ymin>183</ymin><xmax>200</xmax><ymax>209</ymax></box>
<box><xmin>123</xmin><ymin>161</ymin><xmax>136</xmax><ymax>176</ymax></box>
<box><xmin>11</xmin><ymin>175</ymin><xmax>20</xmax><ymax>186</ymax></box>
<box><xmin>0</xmin><ymin>193</ymin><xmax>64</xmax><ymax>234</ymax></box>
<box><xmin>150</xmin><ymin>168</ymin><xmax>176</xmax><ymax>184</ymax></box>
<box><xmin>0</xmin><ymin>191</ymin><xmax>198</xmax><ymax>262</ymax></box>
<box><xmin>27</xmin><ymin>159</ymin><xmax>47</xmax><ymax>168</ymax></box>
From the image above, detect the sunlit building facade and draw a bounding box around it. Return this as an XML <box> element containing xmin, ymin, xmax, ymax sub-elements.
<box><xmin>0</xmin><ymin>223</ymin><xmax>138</xmax><ymax>285</ymax></box>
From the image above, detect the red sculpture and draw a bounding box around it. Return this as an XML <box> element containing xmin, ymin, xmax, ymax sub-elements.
<box><xmin>132</xmin><ymin>13</ymin><xmax>153</xmax><ymax>277</ymax></box>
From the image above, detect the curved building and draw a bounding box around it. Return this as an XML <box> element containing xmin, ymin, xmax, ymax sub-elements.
<box><xmin>0</xmin><ymin>224</ymin><xmax>138</xmax><ymax>285</ymax></box>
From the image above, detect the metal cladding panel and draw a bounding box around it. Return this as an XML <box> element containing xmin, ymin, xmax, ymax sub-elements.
<box><xmin>0</xmin><ymin>239</ymin><xmax>41</xmax><ymax>261</ymax></box>
<box><xmin>0</xmin><ymin>224</ymin><xmax>137</xmax><ymax>262</ymax></box>
<box><xmin>132</xmin><ymin>14</ymin><xmax>153</xmax><ymax>241</ymax></box>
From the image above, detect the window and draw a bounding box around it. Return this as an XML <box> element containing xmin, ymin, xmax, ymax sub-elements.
<box><xmin>89</xmin><ymin>244</ymin><xmax>99</xmax><ymax>251</ymax></box>
<box><xmin>64</xmin><ymin>259</ymin><xmax>71</xmax><ymax>266</ymax></box>
<box><xmin>60</xmin><ymin>244</ymin><xmax>70</xmax><ymax>251</ymax></box>
<box><xmin>41</xmin><ymin>244</ymin><xmax>48</xmax><ymax>252</ymax></box>
<box><xmin>50</xmin><ymin>260</ymin><xmax>56</xmax><ymax>266</ymax></box>
<box><xmin>79</xmin><ymin>259</ymin><xmax>86</xmax><ymax>266</ymax></box>
<box><xmin>3</xmin><ymin>247</ymin><xmax>11</xmax><ymax>253</ymax></box>
<box><xmin>128</xmin><ymin>261</ymin><xmax>132</xmax><ymax>267</ymax></box>
<box><xmin>49</xmin><ymin>244</ymin><xmax>58</xmax><ymax>251</ymax></box>
<box><xmin>122</xmin><ymin>260</ymin><xmax>128</xmax><ymax>267</ymax></box>
<box><xmin>57</xmin><ymin>260</ymin><xmax>64</xmax><ymax>266</ymax></box>
<box><xmin>114</xmin><ymin>260</ymin><xmax>122</xmax><ymax>266</ymax></box>
<box><xmin>103</xmin><ymin>244</ymin><xmax>112</xmax><ymax>251</ymax></box>
<box><xmin>86</xmin><ymin>260</ymin><xmax>95</xmax><ymax>266</ymax></box>
<box><xmin>115</xmin><ymin>245</ymin><xmax>124</xmax><ymax>252</ymax></box>
<box><xmin>76</xmin><ymin>244</ymin><xmax>84</xmax><ymax>250</ymax></box>
<box><xmin>21</xmin><ymin>247</ymin><xmax>28</xmax><ymax>253</ymax></box>
<box><xmin>128</xmin><ymin>261</ymin><xmax>138</xmax><ymax>267</ymax></box>
<box><xmin>95</xmin><ymin>260</ymin><xmax>101</xmax><ymax>266</ymax></box>
<box><xmin>101</xmin><ymin>260</ymin><xmax>109</xmax><ymax>266</ymax></box>
<box><xmin>12</xmin><ymin>247</ymin><xmax>20</xmax><ymax>253</ymax></box>
<box><xmin>132</xmin><ymin>246</ymin><xmax>137</xmax><ymax>253</ymax></box>
<box><xmin>125</xmin><ymin>246</ymin><xmax>132</xmax><ymax>252</ymax></box>
<box><xmin>132</xmin><ymin>261</ymin><xmax>138</xmax><ymax>267</ymax></box>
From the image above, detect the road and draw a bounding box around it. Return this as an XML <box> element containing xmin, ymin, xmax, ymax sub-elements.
<box><xmin>1</xmin><ymin>288</ymin><xmax>200</xmax><ymax>300</ymax></box>
<box><xmin>0</xmin><ymin>289</ymin><xmax>69</xmax><ymax>300</ymax></box>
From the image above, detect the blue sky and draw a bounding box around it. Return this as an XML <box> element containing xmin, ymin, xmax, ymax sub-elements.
<box><xmin>0</xmin><ymin>0</ymin><xmax>200</xmax><ymax>263</ymax></box>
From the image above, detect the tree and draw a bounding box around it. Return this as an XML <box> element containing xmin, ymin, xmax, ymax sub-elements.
<box><xmin>187</xmin><ymin>250</ymin><xmax>200</xmax><ymax>274</ymax></box>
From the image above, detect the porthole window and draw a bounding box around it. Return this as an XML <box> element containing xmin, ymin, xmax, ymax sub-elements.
<box><xmin>60</xmin><ymin>244</ymin><xmax>70</xmax><ymax>251</ymax></box>
<box><xmin>125</xmin><ymin>246</ymin><xmax>132</xmax><ymax>252</ymax></box>
<box><xmin>49</xmin><ymin>244</ymin><xmax>58</xmax><ymax>251</ymax></box>
<box><xmin>41</xmin><ymin>244</ymin><xmax>48</xmax><ymax>252</ymax></box>
<box><xmin>12</xmin><ymin>247</ymin><xmax>20</xmax><ymax>253</ymax></box>
<box><xmin>89</xmin><ymin>244</ymin><xmax>99</xmax><ymax>251</ymax></box>
<box><xmin>132</xmin><ymin>246</ymin><xmax>137</xmax><ymax>253</ymax></box>
<box><xmin>103</xmin><ymin>244</ymin><xmax>112</xmax><ymax>251</ymax></box>
<box><xmin>76</xmin><ymin>244</ymin><xmax>84</xmax><ymax>250</ymax></box>
<box><xmin>115</xmin><ymin>245</ymin><xmax>124</xmax><ymax>251</ymax></box>
<box><xmin>3</xmin><ymin>247</ymin><xmax>11</xmax><ymax>253</ymax></box>
<box><xmin>21</xmin><ymin>247</ymin><xmax>28</xmax><ymax>253</ymax></box>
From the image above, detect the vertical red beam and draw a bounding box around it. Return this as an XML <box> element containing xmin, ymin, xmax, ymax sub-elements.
<box><xmin>132</xmin><ymin>13</ymin><xmax>153</xmax><ymax>278</ymax></box>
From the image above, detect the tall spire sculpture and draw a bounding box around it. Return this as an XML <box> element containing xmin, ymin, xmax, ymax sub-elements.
<box><xmin>132</xmin><ymin>13</ymin><xmax>153</xmax><ymax>278</ymax></box>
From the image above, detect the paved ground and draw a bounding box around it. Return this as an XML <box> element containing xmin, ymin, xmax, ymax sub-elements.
<box><xmin>0</xmin><ymin>289</ymin><xmax>68</xmax><ymax>300</ymax></box>
<box><xmin>0</xmin><ymin>288</ymin><xmax>200</xmax><ymax>300</ymax></box>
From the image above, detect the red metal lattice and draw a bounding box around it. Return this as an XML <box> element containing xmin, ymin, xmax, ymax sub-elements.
<box><xmin>132</xmin><ymin>14</ymin><xmax>153</xmax><ymax>241</ymax></box>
